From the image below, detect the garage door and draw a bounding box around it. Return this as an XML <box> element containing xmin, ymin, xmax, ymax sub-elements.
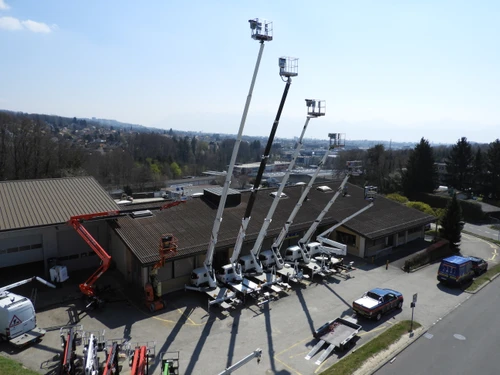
<box><xmin>0</xmin><ymin>234</ymin><xmax>44</xmax><ymax>268</ymax></box>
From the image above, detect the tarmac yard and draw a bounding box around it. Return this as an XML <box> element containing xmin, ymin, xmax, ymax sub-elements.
<box><xmin>1</xmin><ymin>235</ymin><xmax>496</xmax><ymax>375</ymax></box>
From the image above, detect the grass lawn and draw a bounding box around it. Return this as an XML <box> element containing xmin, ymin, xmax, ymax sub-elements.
<box><xmin>0</xmin><ymin>355</ymin><xmax>40</xmax><ymax>375</ymax></box>
<box><xmin>320</xmin><ymin>320</ymin><xmax>421</xmax><ymax>375</ymax></box>
<box><xmin>466</xmin><ymin>263</ymin><xmax>500</xmax><ymax>292</ymax></box>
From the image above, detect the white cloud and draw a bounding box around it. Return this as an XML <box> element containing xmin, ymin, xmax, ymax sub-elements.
<box><xmin>0</xmin><ymin>16</ymin><xmax>55</xmax><ymax>33</ymax></box>
<box><xmin>0</xmin><ymin>0</ymin><xmax>10</xmax><ymax>11</ymax></box>
<box><xmin>21</xmin><ymin>19</ymin><xmax>53</xmax><ymax>33</ymax></box>
<box><xmin>0</xmin><ymin>16</ymin><xmax>22</xmax><ymax>30</ymax></box>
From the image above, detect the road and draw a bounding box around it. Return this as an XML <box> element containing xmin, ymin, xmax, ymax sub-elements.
<box><xmin>374</xmin><ymin>277</ymin><xmax>500</xmax><ymax>375</ymax></box>
<box><xmin>464</xmin><ymin>222</ymin><xmax>500</xmax><ymax>241</ymax></box>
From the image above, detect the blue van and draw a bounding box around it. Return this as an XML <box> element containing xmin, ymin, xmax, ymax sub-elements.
<box><xmin>437</xmin><ymin>256</ymin><xmax>475</xmax><ymax>286</ymax></box>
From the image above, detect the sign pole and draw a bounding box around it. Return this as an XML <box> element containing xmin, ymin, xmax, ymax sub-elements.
<box><xmin>410</xmin><ymin>293</ymin><xmax>418</xmax><ymax>334</ymax></box>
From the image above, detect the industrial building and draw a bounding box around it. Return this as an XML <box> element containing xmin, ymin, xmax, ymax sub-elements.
<box><xmin>0</xmin><ymin>176</ymin><xmax>435</xmax><ymax>294</ymax></box>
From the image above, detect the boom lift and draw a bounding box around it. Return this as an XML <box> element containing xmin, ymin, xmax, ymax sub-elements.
<box><xmin>185</xmin><ymin>18</ymin><xmax>272</xmax><ymax>309</ymax></box>
<box><xmin>258</xmin><ymin>133</ymin><xmax>346</xmax><ymax>277</ymax></box>
<box><xmin>216</xmin><ymin>55</ymin><xmax>299</xmax><ymax>297</ymax></box>
<box><xmin>217</xmin><ymin>348</ymin><xmax>262</xmax><ymax>375</ymax></box>
<box><xmin>311</xmin><ymin>191</ymin><xmax>375</xmax><ymax>258</ymax></box>
<box><xmin>129</xmin><ymin>342</ymin><xmax>155</xmax><ymax>375</ymax></box>
<box><xmin>59</xmin><ymin>325</ymin><xmax>83</xmax><ymax>375</ymax></box>
<box><xmin>83</xmin><ymin>330</ymin><xmax>105</xmax><ymax>375</ymax></box>
<box><xmin>284</xmin><ymin>181</ymin><xmax>376</xmax><ymax>277</ymax></box>
<box><xmin>238</xmin><ymin>99</ymin><xmax>325</xmax><ymax>290</ymax></box>
<box><xmin>144</xmin><ymin>234</ymin><xmax>179</xmax><ymax>312</ymax></box>
<box><xmin>283</xmin><ymin>174</ymin><xmax>351</xmax><ymax>275</ymax></box>
<box><xmin>67</xmin><ymin>211</ymin><xmax>120</xmax><ymax>308</ymax></box>
<box><xmin>102</xmin><ymin>339</ymin><xmax>127</xmax><ymax>375</ymax></box>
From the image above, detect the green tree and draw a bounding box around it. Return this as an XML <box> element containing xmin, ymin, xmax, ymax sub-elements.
<box><xmin>439</xmin><ymin>193</ymin><xmax>463</xmax><ymax>251</ymax></box>
<box><xmin>170</xmin><ymin>162</ymin><xmax>182</xmax><ymax>178</ymax></box>
<box><xmin>402</xmin><ymin>138</ymin><xmax>437</xmax><ymax>198</ymax></box>
<box><xmin>472</xmin><ymin>148</ymin><xmax>486</xmax><ymax>196</ymax></box>
<box><xmin>485</xmin><ymin>139</ymin><xmax>500</xmax><ymax>199</ymax></box>
<box><xmin>445</xmin><ymin>137</ymin><xmax>474</xmax><ymax>190</ymax></box>
<box><xmin>406</xmin><ymin>201</ymin><xmax>435</xmax><ymax>216</ymax></box>
<box><xmin>385</xmin><ymin>193</ymin><xmax>409</xmax><ymax>204</ymax></box>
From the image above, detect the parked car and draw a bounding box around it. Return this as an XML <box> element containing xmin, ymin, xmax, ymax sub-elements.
<box><xmin>352</xmin><ymin>288</ymin><xmax>403</xmax><ymax>321</ymax></box>
<box><xmin>467</xmin><ymin>256</ymin><xmax>488</xmax><ymax>275</ymax></box>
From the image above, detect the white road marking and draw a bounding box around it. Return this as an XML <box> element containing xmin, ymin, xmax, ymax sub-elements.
<box><xmin>454</xmin><ymin>333</ymin><xmax>466</xmax><ymax>340</ymax></box>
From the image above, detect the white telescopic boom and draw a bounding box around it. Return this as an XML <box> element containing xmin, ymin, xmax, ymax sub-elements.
<box><xmin>202</xmin><ymin>40</ymin><xmax>267</xmax><ymax>285</ymax></box>
<box><xmin>269</xmin><ymin>145</ymin><xmax>337</xmax><ymax>259</ymax></box>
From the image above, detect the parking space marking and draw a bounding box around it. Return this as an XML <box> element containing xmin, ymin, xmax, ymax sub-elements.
<box><xmin>275</xmin><ymin>336</ymin><xmax>311</xmax><ymax>357</ymax></box>
<box><xmin>274</xmin><ymin>355</ymin><xmax>304</xmax><ymax>375</ymax></box>
<box><xmin>489</xmin><ymin>248</ymin><xmax>498</xmax><ymax>261</ymax></box>
<box><xmin>288</xmin><ymin>350</ymin><xmax>310</xmax><ymax>359</ymax></box>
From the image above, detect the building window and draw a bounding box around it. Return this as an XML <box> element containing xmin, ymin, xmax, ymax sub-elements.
<box><xmin>336</xmin><ymin>231</ymin><xmax>356</xmax><ymax>246</ymax></box>
<box><xmin>408</xmin><ymin>227</ymin><xmax>422</xmax><ymax>234</ymax></box>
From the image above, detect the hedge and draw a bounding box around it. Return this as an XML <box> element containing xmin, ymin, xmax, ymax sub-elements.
<box><xmin>414</xmin><ymin>193</ymin><xmax>485</xmax><ymax>221</ymax></box>
<box><xmin>403</xmin><ymin>239</ymin><xmax>452</xmax><ymax>271</ymax></box>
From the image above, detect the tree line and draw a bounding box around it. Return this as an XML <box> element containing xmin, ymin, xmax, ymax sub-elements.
<box><xmin>1</xmin><ymin>111</ymin><xmax>500</xmax><ymax>203</ymax></box>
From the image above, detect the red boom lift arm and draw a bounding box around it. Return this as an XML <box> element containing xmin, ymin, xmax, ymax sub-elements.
<box><xmin>68</xmin><ymin>211</ymin><xmax>120</xmax><ymax>298</ymax></box>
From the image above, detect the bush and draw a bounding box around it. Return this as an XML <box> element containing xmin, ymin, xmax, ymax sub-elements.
<box><xmin>406</xmin><ymin>201</ymin><xmax>436</xmax><ymax>216</ymax></box>
<box><xmin>386</xmin><ymin>193</ymin><xmax>409</xmax><ymax>204</ymax></box>
<box><xmin>403</xmin><ymin>239</ymin><xmax>451</xmax><ymax>271</ymax></box>
<box><xmin>415</xmin><ymin>193</ymin><xmax>486</xmax><ymax>221</ymax></box>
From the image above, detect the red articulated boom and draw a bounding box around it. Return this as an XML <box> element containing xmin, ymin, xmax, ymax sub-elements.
<box><xmin>130</xmin><ymin>346</ymin><xmax>148</xmax><ymax>375</ymax></box>
<box><xmin>67</xmin><ymin>211</ymin><xmax>120</xmax><ymax>300</ymax></box>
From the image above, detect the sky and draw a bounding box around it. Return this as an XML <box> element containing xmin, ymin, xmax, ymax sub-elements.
<box><xmin>0</xmin><ymin>1</ymin><xmax>499</xmax><ymax>144</ymax></box>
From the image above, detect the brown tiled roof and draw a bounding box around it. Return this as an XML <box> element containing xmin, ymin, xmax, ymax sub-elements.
<box><xmin>0</xmin><ymin>176</ymin><xmax>119</xmax><ymax>231</ymax></box>
<box><xmin>114</xmin><ymin>181</ymin><xmax>435</xmax><ymax>265</ymax></box>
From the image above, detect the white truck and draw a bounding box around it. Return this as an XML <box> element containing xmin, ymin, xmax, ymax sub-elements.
<box><xmin>0</xmin><ymin>276</ymin><xmax>56</xmax><ymax>348</ymax></box>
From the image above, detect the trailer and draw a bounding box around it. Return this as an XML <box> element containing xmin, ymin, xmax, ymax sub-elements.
<box><xmin>305</xmin><ymin>317</ymin><xmax>361</xmax><ymax>365</ymax></box>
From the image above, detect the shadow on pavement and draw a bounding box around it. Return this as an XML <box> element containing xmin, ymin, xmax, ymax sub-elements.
<box><xmin>437</xmin><ymin>282</ymin><xmax>467</xmax><ymax>295</ymax></box>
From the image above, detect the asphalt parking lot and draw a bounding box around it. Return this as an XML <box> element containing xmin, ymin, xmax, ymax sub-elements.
<box><xmin>1</xmin><ymin>234</ymin><xmax>498</xmax><ymax>375</ymax></box>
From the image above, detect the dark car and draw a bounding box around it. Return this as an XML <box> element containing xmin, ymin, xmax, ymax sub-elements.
<box><xmin>467</xmin><ymin>256</ymin><xmax>488</xmax><ymax>275</ymax></box>
<box><xmin>352</xmin><ymin>288</ymin><xmax>403</xmax><ymax>321</ymax></box>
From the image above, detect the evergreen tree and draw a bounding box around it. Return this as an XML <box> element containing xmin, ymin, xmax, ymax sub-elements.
<box><xmin>472</xmin><ymin>148</ymin><xmax>486</xmax><ymax>196</ymax></box>
<box><xmin>439</xmin><ymin>193</ymin><xmax>463</xmax><ymax>252</ymax></box>
<box><xmin>485</xmin><ymin>139</ymin><xmax>500</xmax><ymax>199</ymax></box>
<box><xmin>445</xmin><ymin>137</ymin><xmax>474</xmax><ymax>190</ymax></box>
<box><xmin>402</xmin><ymin>138</ymin><xmax>437</xmax><ymax>198</ymax></box>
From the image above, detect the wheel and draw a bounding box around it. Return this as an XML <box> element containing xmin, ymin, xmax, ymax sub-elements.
<box><xmin>397</xmin><ymin>301</ymin><xmax>403</xmax><ymax>309</ymax></box>
<box><xmin>376</xmin><ymin>313</ymin><xmax>382</xmax><ymax>321</ymax></box>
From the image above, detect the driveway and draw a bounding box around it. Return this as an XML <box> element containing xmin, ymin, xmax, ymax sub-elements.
<box><xmin>1</xmin><ymin>235</ymin><xmax>498</xmax><ymax>375</ymax></box>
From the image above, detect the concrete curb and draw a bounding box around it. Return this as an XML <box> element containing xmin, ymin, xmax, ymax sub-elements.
<box><xmin>365</xmin><ymin>327</ymin><xmax>428</xmax><ymax>375</ymax></box>
<box><xmin>367</xmin><ymin>274</ymin><xmax>499</xmax><ymax>374</ymax></box>
<box><xmin>464</xmin><ymin>272</ymin><xmax>500</xmax><ymax>294</ymax></box>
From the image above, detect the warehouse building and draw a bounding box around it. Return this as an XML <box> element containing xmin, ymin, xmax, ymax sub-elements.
<box><xmin>1</xmin><ymin>177</ymin><xmax>435</xmax><ymax>294</ymax></box>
